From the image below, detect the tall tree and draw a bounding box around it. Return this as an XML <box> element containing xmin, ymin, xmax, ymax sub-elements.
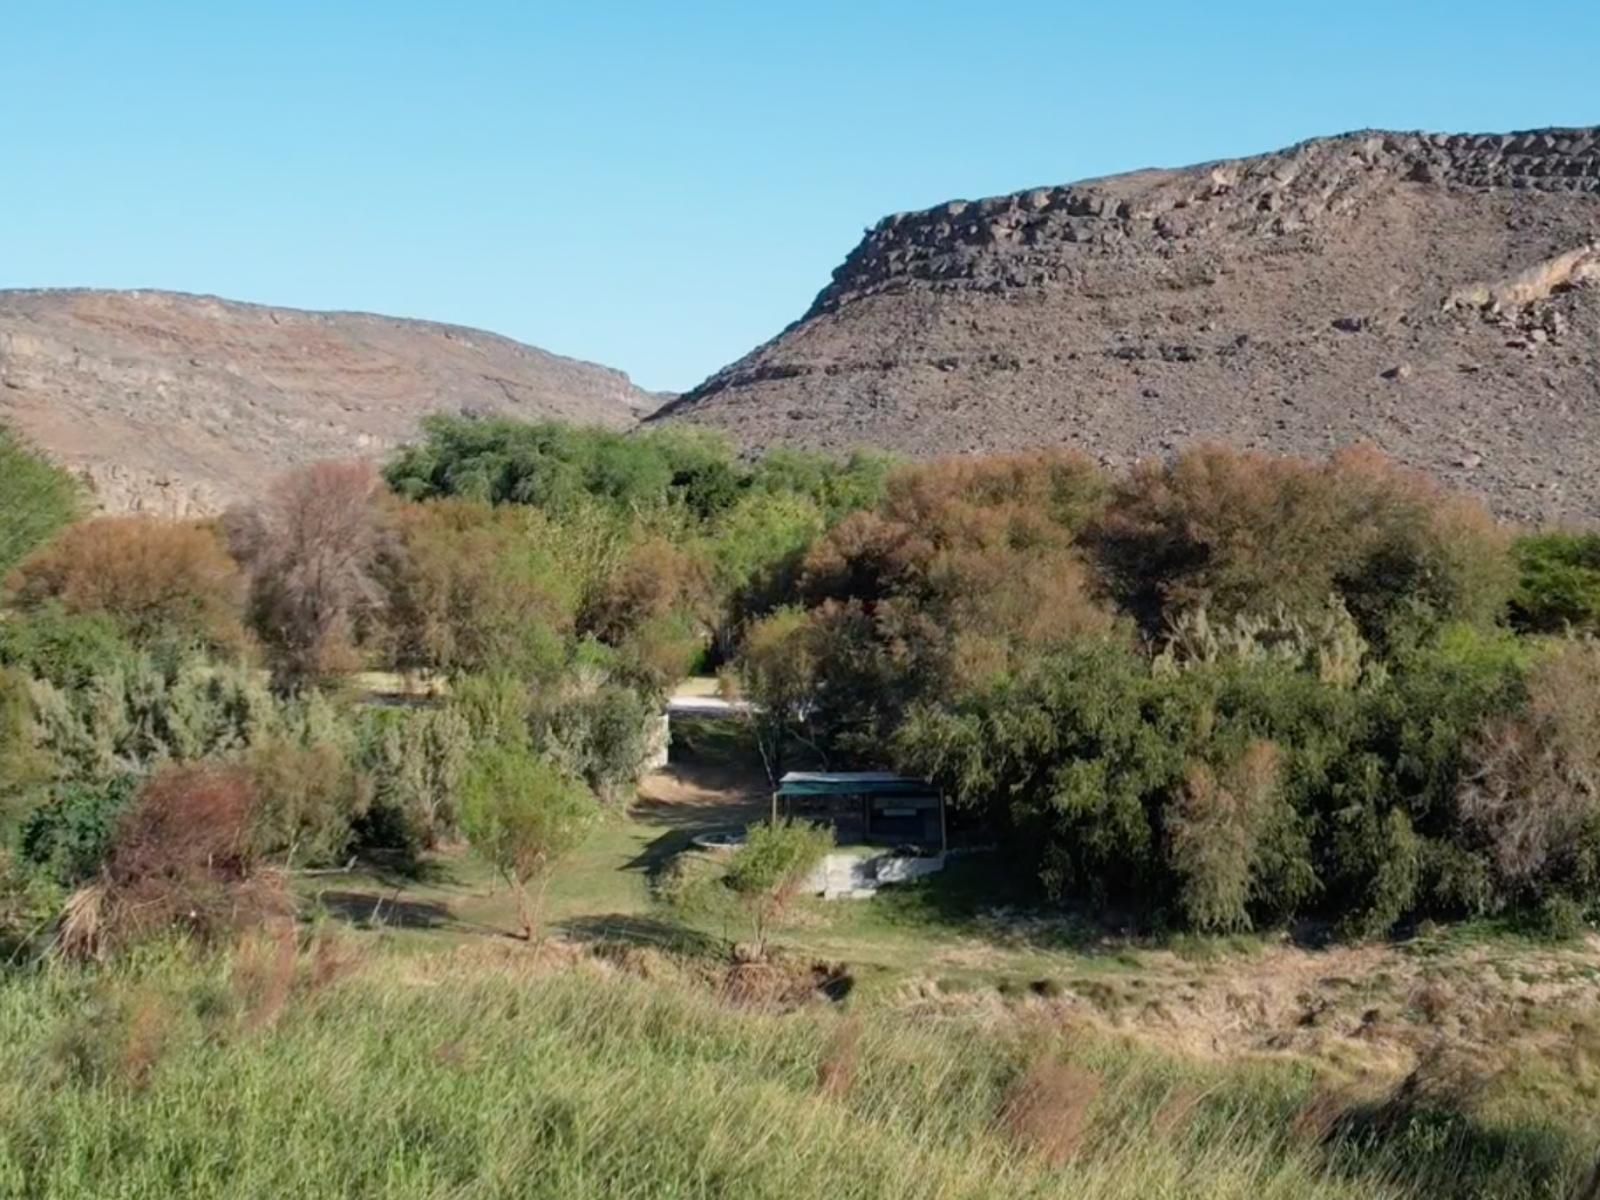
<box><xmin>0</xmin><ymin>426</ymin><xmax>80</xmax><ymax>581</ymax></box>
<box><xmin>228</xmin><ymin>462</ymin><xmax>389</xmax><ymax>688</ymax></box>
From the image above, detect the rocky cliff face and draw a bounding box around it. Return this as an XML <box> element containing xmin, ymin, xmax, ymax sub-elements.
<box><xmin>0</xmin><ymin>290</ymin><xmax>661</xmax><ymax>515</ymax></box>
<box><xmin>653</xmin><ymin>128</ymin><xmax>1600</xmax><ymax>524</ymax></box>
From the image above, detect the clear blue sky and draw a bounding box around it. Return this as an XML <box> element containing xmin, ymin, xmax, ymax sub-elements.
<box><xmin>5</xmin><ymin>1</ymin><xmax>1597</xmax><ymax>393</ymax></box>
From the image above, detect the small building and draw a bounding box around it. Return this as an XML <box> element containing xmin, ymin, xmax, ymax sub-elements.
<box><xmin>773</xmin><ymin>771</ymin><xmax>947</xmax><ymax>855</ymax></box>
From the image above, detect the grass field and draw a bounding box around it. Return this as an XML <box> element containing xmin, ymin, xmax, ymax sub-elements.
<box><xmin>3</xmin><ymin>715</ymin><xmax>1598</xmax><ymax>1198</ymax></box>
<box><xmin>3</xmin><ymin>938</ymin><xmax>1596</xmax><ymax>1200</ymax></box>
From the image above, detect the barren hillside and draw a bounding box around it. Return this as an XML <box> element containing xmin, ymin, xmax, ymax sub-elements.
<box><xmin>653</xmin><ymin>128</ymin><xmax>1600</xmax><ymax>524</ymax></box>
<box><xmin>0</xmin><ymin>290</ymin><xmax>660</xmax><ymax>514</ymax></box>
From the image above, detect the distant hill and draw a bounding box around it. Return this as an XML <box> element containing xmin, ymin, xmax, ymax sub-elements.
<box><xmin>652</xmin><ymin>127</ymin><xmax>1600</xmax><ymax>524</ymax></box>
<box><xmin>0</xmin><ymin>289</ymin><xmax>663</xmax><ymax>515</ymax></box>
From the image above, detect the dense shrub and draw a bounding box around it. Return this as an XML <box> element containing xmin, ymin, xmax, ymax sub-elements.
<box><xmin>27</xmin><ymin>655</ymin><xmax>278</xmax><ymax>780</ymax></box>
<box><xmin>895</xmin><ymin>619</ymin><xmax>1553</xmax><ymax>934</ymax></box>
<box><xmin>379</xmin><ymin>499</ymin><xmax>575</xmax><ymax>680</ymax></box>
<box><xmin>0</xmin><ymin>605</ymin><xmax>135</xmax><ymax>690</ymax></box>
<box><xmin>60</xmin><ymin>763</ymin><xmax>286</xmax><ymax>959</ymax></box>
<box><xmin>1456</xmin><ymin>640</ymin><xmax>1600</xmax><ymax>901</ymax></box>
<box><xmin>245</xmin><ymin>734</ymin><xmax>369</xmax><ymax>867</ymax></box>
<box><xmin>386</xmin><ymin>417</ymin><xmax>734</xmax><ymax>515</ymax></box>
<box><xmin>1510</xmin><ymin>533</ymin><xmax>1600</xmax><ymax>634</ymax></box>
<box><xmin>386</xmin><ymin>416</ymin><xmax>886</xmax><ymax>527</ymax></box>
<box><xmin>357</xmin><ymin>706</ymin><xmax>472</xmax><ymax>851</ymax></box>
<box><xmin>538</xmin><ymin>679</ymin><xmax>661</xmax><ymax>807</ymax></box>
<box><xmin>16</xmin><ymin>774</ymin><xmax>140</xmax><ymax>887</ymax></box>
<box><xmin>1166</xmin><ymin>741</ymin><xmax>1298</xmax><ymax>933</ymax></box>
<box><xmin>0</xmin><ymin>667</ymin><xmax>52</xmax><ymax>822</ymax></box>
<box><xmin>0</xmin><ymin>426</ymin><xmax>80</xmax><ymax>580</ymax></box>
<box><xmin>788</xmin><ymin>452</ymin><xmax>1118</xmax><ymax>752</ymax></box>
<box><xmin>896</xmin><ymin>639</ymin><xmax>1191</xmax><ymax>906</ymax></box>
<box><xmin>7</xmin><ymin>516</ymin><xmax>246</xmax><ymax>653</ymax></box>
<box><xmin>1096</xmin><ymin>445</ymin><xmax>1513</xmax><ymax>642</ymax></box>
<box><xmin>450</xmin><ymin>672</ymin><xmax>533</xmax><ymax>750</ymax></box>
<box><xmin>707</xmin><ymin>491</ymin><xmax>826</xmax><ymax>650</ymax></box>
<box><xmin>579</xmin><ymin>535</ymin><xmax>709</xmax><ymax>692</ymax></box>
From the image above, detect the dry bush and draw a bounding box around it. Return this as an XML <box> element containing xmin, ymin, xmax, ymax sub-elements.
<box><xmin>1097</xmin><ymin>443</ymin><xmax>1512</xmax><ymax>636</ymax></box>
<box><xmin>7</xmin><ymin>516</ymin><xmax>246</xmax><ymax>651</ymax></box>
<box><xmin>1150</xmin><ymin>1082</ymin><xmax>1207</xmax><ymax>1140</ymax></box>
<box><xmin>999</xmin><ymin>1057</ymin><xmax>1103</xmax><ymax>1167</ymax></box>
<box><xmin>720</xmin><ymin>957</ymin><xmax>850</xmax><ymax>1012</ymax></box>
<box><xmin>379</xmin><ymin>499</ymin><xmax>577</xmax><ymax>679</ymax></box>
<box><xmin>1371</xmin><ymin>1046</ymin><xmax>1494</xmax><ymax>1129</ymax></box>
<box><xmin>307</xmin><ymin>928</ymin><xmax>364</xmax><ymax>994</ymax></box>
<box><xmin>119</xmin><ymin>990</ymin><xmax>174</xmax><ymax>1091</ymax></box>
<box><xmin>1290</xmin><ymin>1084</ymin><xmax>1360</xmax><ymax>1145</ymax></box>
<box><xmin>1458</xmin><ymin>641</ymin><xmax>1600</xmax><ymax>888</ymax></box>
<box><xmin>233</xmin><ymin>922</ymin><xmax>300</xmax><ymax>1033</ymax></box>
<box><xmin>228</xmin><ymin>461</ymin><xmax>390</xmax><ymax>687</ymax></box>
<box><xmin>580</xmin><ymin>535</ymin><xmax>709</xmax><ymax>645</ymax></box>
<box><xmin>796</xmin><ymin>452</ymin><xmax>1115</xmax><ymax>702</ymax></box>
<box><xmin>58</xmin><ymin>763</ymin><xmax>287</xmax><ymax>960</ymax></box>
<box><xmin>816</xmin><ymin>1016</ymin><xmax>864</xmax><ymax>1100</ymax></box>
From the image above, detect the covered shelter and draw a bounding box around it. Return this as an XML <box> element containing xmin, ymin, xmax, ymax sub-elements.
<box><xmin>772</xmin><ymin>772</ymin><xmax>946</xmax><ymax>855</ymax></box>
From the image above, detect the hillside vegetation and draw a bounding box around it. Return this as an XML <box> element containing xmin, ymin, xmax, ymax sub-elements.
<box><xmin>4</xmin><ymin>418</ymin><xmax>1600</xmax><ymax>1197</ymax></box>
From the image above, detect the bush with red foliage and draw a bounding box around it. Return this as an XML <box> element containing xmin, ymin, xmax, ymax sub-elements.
<box><xmin>60</xmin><ymin>763</ymin><xmax>287</xmax><ymax>960</ymax></box>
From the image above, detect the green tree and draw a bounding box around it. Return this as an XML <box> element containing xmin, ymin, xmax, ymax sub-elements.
<box><xmin>459</xmin><ymin>744</ymin><xmax>596</xmax><ymax>940</ymax></box>
<box><xmin>734</xmin><ymin>607</ymin><xmax>825</xmax><ymax>786</ymax></box>
<box><xmin>0</xmin><ymin>426</ymin><xmax>80</xmax><ymax>581</ymax></box>
<box><xmin>379</xmin><ymin>499</ymin><xmax>576</xmax><ymax>681</ymax></box>
<box><xmin>0</xmin><ymin>605</ymin><xmax>134</xmax><ymax>690</ymax></box>
<box><xmin>723</xmin><ymin>818</ymin><xmax>833</xmax><ymax>958</ymax></box>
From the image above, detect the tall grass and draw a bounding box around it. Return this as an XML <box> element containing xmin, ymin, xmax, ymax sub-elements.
<box><xmin>0</xmin><ymin>941</ymin><xmax>1589</xmax><ymax>1199</ymax></box>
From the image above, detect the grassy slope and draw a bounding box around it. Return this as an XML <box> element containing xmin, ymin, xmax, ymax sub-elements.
<box><xmin>3</xmin><ymin>942</ymin><xmax>1590</xmax><ymax>1200</ymax></box>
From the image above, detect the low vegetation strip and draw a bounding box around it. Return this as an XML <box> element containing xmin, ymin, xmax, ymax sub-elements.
<box><xmin>0</xmin><ymin>942</ymin><xmax>1593</xmax><ymax>1200</ymax></box>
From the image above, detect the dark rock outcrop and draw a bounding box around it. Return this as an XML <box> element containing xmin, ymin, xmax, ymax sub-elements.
<box><xmin>653</xmin><ymin>128</ymin><xmax>1600</xmax><ymax>524</ymax></box>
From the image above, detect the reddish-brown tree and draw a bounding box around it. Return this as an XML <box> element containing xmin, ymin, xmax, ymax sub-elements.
<box><xmin>228</xmin><ymin>461</ymin><xmax>390</xmax><ymax>687</ymax></box>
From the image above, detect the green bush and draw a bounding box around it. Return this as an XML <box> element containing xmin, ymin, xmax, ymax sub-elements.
<box><xmin>0</xmin><ymin>605</ymin><xmax>134</xmax><ymax>690</ymax></box>
<box><xmin>245</xmin><ymin>735</ymin><xmax>368</xmax><ymax>867</ymax></box>
<box><xmin>539</xmin><ymin>681</ymin><xmax>660</xmax><ymax>807</ymax></box>
<box><xmin>1510</xmin><ymin>532</ymin><xmax>1600</xmax><ymax>634</ymax></box>
<box><xmin>357</xmin><ymin>706</ymin><xmax>472</xmax><ymax>852</ymax></box>
<box><xmin>724</xmin><ymin>819</ymin><xmax>834</xmax><ymax>956</ymax></box>
<box><xmin>459</xmin><ymin>743</ymin><xmax>596</xmax><ymax>939</ymax></box>
<box><xmin>1524</xmin><ymin>894</ymin><xmax>1589</xmax><ymax>942</ymax></box>
<box><xmin>0</xmin><ymin>426</ymin><xmax>80</xmax><ymax>581</ymax></box>
<box><xmin>16</xmin><ymin>774</ymin><xmax>141</xmax><ymax>886</ymax></box>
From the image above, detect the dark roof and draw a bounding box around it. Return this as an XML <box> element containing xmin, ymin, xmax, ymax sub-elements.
<box><xmin>775</xmin><ymin>772</ymin><xmax>936</xmax><ymax>798</ymax></box>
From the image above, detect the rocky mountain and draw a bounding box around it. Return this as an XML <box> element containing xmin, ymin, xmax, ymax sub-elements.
<box><xmin>652</xmin><ymin>128</ymin><xmax>1600</xmax><ymax>524</ymax></box>
<box><xmin>0</xmin><ymin>289</ymin><xmax>661</xmax><ymax>515</ymax></box>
